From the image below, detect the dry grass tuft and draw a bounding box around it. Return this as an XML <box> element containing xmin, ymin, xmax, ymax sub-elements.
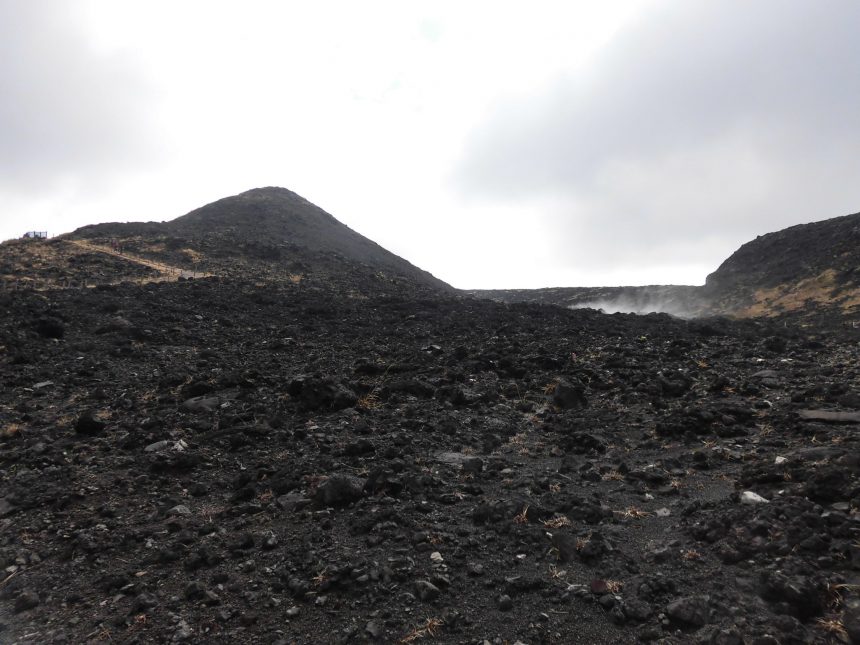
<box><xmin>1</xmin><ymin>423</ymin><xmax>22</xmax><ymax>439</ymax></box>
<box><xmin>543</xmin><ymin>515</ymin><xmax>572</xmax><ymax>529</ymax></box>
<box><xmin>816</xmin><ymin>615</ymin><xmax>847</xmax><ymax>638</ymax></box>
<box><xmin>508</xmin><ymin>432</ymin><xmax>528</xmax><ymax>445</ymax></box>
<box><xmin>399</xmin><ymin>617</ymin><xmax>444</xmax><ymax>644</ymax></box>
<box><xmin>356</xmin><ymin>393</ymin><xmax>380</xmax><ymax>410</ymax></box>
<box><xmin>681</xmin><ymin>549</ymin><xmax>702</xmax><ymax>561</ymax></box>
<box><xmin>618</xmin><ymin>507</ymin><xmax>650</xmax><ymax>519</ymax></box>
<box><xmin>312</xmin><ymin>568</ymin><xmax>329</xmax><ymax>587</ymax></box>
<box><xmin>826</xmin><ymin>583</ymin><xmax>860</xmax><ymax>611</ymax></box>
<box><xmin>575</xmin><ymin>533</ymin><xmax>592</xmax><ymax>552</ymax></box>
<box><xmin>513</xmin><ymin>505</ymin><xmax>530</xmax><ymax>525</ymax></box>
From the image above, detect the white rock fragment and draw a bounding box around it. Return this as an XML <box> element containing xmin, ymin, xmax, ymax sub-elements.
<box><xmin>145</xmin><ymin>440</ymin><xmax>170</xmax><ymax>452</ymax></box>
<box><xmin>741</xmin><ymin>491</ymin><xmax>769</xmax><ymax>504</ymax></box>
<box><xmin>774</xmin><ymin>456</ymin><xmax>787</xmax><ymax>465</ymax></box>
<box><xmin>430</xmin><ymin>551</ymin><xmax>444</xmax><ymax>563</ymax></box>
<box><xmin>145</xmin><ymin>439</ymin><xmax>187</xmax><ymax>453</ymax></box>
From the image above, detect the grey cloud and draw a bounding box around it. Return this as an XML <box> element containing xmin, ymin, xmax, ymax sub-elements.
<box><xmin>454</xmin><ymin>1</ymin><xmax>860</xmax><ymax>281</ymax></box>
<box><xmin>0</xmin><ymin>1</ymin><xmax>161</xmax><ymax>194</ymax></box>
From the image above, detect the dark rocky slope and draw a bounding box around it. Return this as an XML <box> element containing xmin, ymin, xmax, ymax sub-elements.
<box><xmin>703</xmin><ymin>211</ymin><xmax>860</xmax><ymax>318</ymax></box>
<box><xmin>68</xmin><ymin>187</ymin><xmax>452</xmax><ymax>293</ymax></box>
<box><xmin>1</xmin><ymin>270</ymin><xmax>859</xmax><ymax>644</ymax></box>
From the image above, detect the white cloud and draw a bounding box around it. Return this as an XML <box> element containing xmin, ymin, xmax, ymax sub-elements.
<box><xmin>4</xmin><ymin>1</ymin><xmax>855</xmax><ymax>291</ymax></box>
<box><xmin>454</xmin><ymin>0</ymin><xmax>860</xmax><ymax>285</ymax></box>
<box><xmin>0</xmin><ymin>1</ymin><xmax>162</xmax><ymax>197</ymax></box>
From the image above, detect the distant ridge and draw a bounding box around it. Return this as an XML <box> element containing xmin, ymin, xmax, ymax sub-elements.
<box><xmin>471</xmin><ymin>210</ymin><xmax>860</xmax><ymax>320</ymax></box>
<box><xmin>703</xmin><ymin>211</ymin><xmax>860</xmax><ymax>316</ymax></box>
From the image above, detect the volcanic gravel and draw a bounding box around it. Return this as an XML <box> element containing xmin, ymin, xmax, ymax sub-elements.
<box><xmin>1</xmin><ymin>277</ymin><xmax>860</xmax><ymax>644</ymax></box>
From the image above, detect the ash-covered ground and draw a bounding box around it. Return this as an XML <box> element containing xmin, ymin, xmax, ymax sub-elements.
<box><xmin>2</xmin><ymin>272</ymin><xmax>860</xmax><ymax>644</ymax></box>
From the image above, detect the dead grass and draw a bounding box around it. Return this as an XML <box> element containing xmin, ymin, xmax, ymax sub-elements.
<box><xmin>181</xmin><ymin>248</ymin><xmax>204</xmax><ymax>263</ymax></box>
<box><xmin>816</xmin><ymin>615</ymin><xmax>847</xmax><ymax>639</ymax></box>
<box><xmin>739</xmin><ymin>269</ymin><xmax>848</xmax><ymax>317</ymax></box>
<box><xmin>575</xmin><ymin>533</ymin><xmax>592</xmax><ymax>552</ymax></box>
<box><xmin>826</xmin><ymin>583</ymin><xmax>860</xmax><ymax>611</ymax></box>
<box><xmin>507</xmin><ymin>432</ymin><xmax>528</xmax><ymax>446</ymax></box>
<box><xmin>617</xmin><ymin>507</ymin><xmax>650</xmax><ymax>519</ymax></box>
<box><xmin>1</xmin><ymin>422</ymin><xmax>22</xmax><ymax>439</ymax></box>
<box><xmin>127</xmin><ymin>613</ymin><xmax>148</xmax><ymax>634</ymax></box>
<box><xmin>56</xmin><ymin>413</ymin><xmax>75</xmax><ymax>428</ymax></box>
<box><xmin>356</xmin><ymin>393</ymin><xmax>380</xmax><ymax>410</ymax></box>
<box><xmin>681</xmin><ymin>549</ymin><xmax>702</xmax><ymax>561</ymax></box>
<box><xmin>758</xmin><ymin>424</ymin><xmax>775</xmax><ymax>437</ymax></box>
<box><xmin>513</xmin><ymin>505</ymin><xmax>530</xmax><ymax>525</ymax></box>
<box><xmin>543</xmin><ymin>515</ymin><xmax>572</xmax><ymax>529</ymax></box>
<box><xmin>312</xmin><ymin>568</ymin><xmax>329</xmax><ymax>587</ymax></box>
<box><xmin>398</xmin><ymin>617</ymin><xmax>444</xmax><ymax>644</ymax></box>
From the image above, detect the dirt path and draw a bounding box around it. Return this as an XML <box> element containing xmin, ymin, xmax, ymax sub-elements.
<box><xmin>68</xmin><ymin>239</ymin><xmax>211</xmax><ymax>280</ymax></box>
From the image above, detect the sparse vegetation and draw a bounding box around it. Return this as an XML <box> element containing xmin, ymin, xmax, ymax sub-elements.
<box><xmin>399</xmin><ymin>618</ymin><xmax>444</xmax><ymax>644</ymax></box>
<box><xmin>513</xmin><ymin>505</ymin><xmax>530</xmax><ymax>524</ymax></box>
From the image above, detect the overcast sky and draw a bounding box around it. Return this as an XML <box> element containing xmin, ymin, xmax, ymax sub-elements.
<box><xmin>2</xmin><ymin>1</ymin><xmax>859</xmax><ymax>289</ymax></box>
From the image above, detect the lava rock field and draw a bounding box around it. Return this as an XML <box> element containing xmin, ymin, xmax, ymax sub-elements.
<box><xmin>1</xmin><ymin>274</ymin><xmax>860</xmax><ymax>644</ymax></box>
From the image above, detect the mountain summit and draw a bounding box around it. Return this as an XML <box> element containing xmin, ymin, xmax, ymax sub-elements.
<box><xmin>69</xmin><ymin>187</ymin><xmax>452</xmax><ymax>292</ymax></box>
<box><xmin>172</xmin><ymin>187</ymin><xmax>397</xmax><ymax>261</ymax></box>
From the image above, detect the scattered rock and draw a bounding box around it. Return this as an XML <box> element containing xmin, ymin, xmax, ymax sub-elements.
<box><xmin>552</xmin><ymin>379</ymin><xmax>588</xmax><ymax>409</ymax></box>
<box><xmin>74</xmin><ymin>410</ymin><xmax>106</xmax><ymax>435</ymax></box>
<box><xmin>666</xmin><ymin>595</ymin><xmax>710</xmax><ymax>627</ymax></box>
<box><xmin>740</xmin><ymin>491</ymin><xmax>769</xmax><ymax>505</ymax></box>
<box><xmin>14</xmin><ymin>590</ymin><xmax>40</xmax><ymax>612</ymax></box>
<box><xmin>313</xmin><ymin>475</ymin><xmax>364</xmax><ymax>508</ymax></box>
<box><xmin>415</xmin><ymin>580</ymin><xmax>440</xmax><ymax>601</ymax></box>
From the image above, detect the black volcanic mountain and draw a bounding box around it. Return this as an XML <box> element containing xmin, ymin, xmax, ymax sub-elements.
<box><xmin>703</xmin><ymin>210</ymin><xmax>860</xmax><ymax>317</ymax></box>
<box><xmin>68</xmin><ymin>187</ymin><xmax>452</xmax><ymax>293</ymax></box>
